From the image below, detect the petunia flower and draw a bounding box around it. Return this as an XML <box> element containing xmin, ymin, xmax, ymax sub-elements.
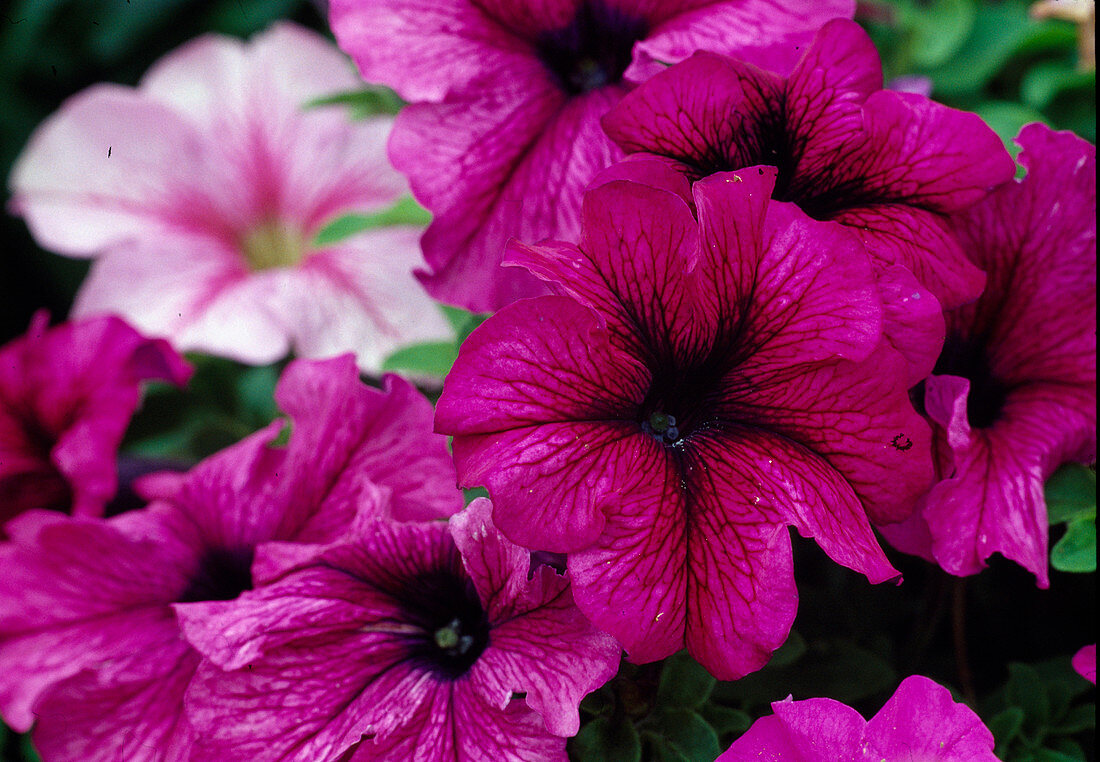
<box><xmin>717</xmin><ymin>675</ymin><xmax>999</xmax><ymax>761</ymax></box>
<box><xmin>0</xmin><ymin>356</ymin><xmax>461</xmax><ymax>760</ymax></box>
<box><xmin>8</xmin><ymin>23</ymin><xmax>450</xmax><ymax>373</ymax></box>
<box><xmin>330</xmin><ymin>0</ymin><xmax>855</xmax><ymax>311</ymax></box>
<box><xmin>180</xmin><ymin>499</ymin><xmax>622</xmax><ymax>762</ymax></box>
<box><xmin>0</xmin><ymin>312</ymin><xmax>190</xmax><ymax>531</ymax></box>
<box><xmin>879</xmin><ymin>124</ymin><xmax>1096</xmax><ymax>588</ymax></box>
<box><xmin>436</xmin><ymin>170</ymin><xmax>932</xmax><ymax>679</ymax></box>
<box><xmin>1073</xmin><ymin>645</ymin><xmax>1096</xmax><ymax>684</ymax></box>
<box><xmin>600</xmin><ymin>18</ymin><xmax>1016</xmax><ymax>308</ymax></box>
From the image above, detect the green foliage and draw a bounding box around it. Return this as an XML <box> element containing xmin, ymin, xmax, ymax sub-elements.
<box><xmin>571</xmin><ymin>715</ymin><xmax>642</xmax><ymax>762</ymax></box>
<box><xmin>863</xmin><ymin>0</ymin><xmax>1096</xmax><ymax>145</ymax></box>
<box><xmin>306</xmin><ymin>85</ymin><xmax>406</xmax><ymax>118</ymax></box>
<box><xmin>1045</xmin><ymin>464</ymin><xmax>1097</xmax><ymax>573</ymax></box>
<box><xmin>313</xmin><ymin>196</ymin><xmax>433</xmax><ymax>246</ymax></box>
<box><xmin>123</xmin><ymin>355</ymin><xmax>285</xmax><ymax>462</ymax></box>
<box><xmin>985</xmin><ymin>659</ymin><xmax>1095</xmax><ymax>761</ymax></box>
<box><xmin>382</xmin><ymin>305</ymin><xmax>488</xmax><ymax>380</ymax></box>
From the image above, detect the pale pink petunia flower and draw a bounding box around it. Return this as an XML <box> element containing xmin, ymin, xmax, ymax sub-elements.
<box><xmin>0</xmin><ymin>356</ymin><xmax>462</xmax><ymax>760</ymax></box>
<box><xmin>330</xmin><ymin>0</ymin><xmax>855</xmax><ymax>311</ymax></box>
<box><xmin>880</xmin><ymin>124</ymin><xmax>1096</xmax><ymax>588</ymax></box>
<box><xmin>0</xmin><ymin>312</ymin><xmax>190</xmax><ymax>531</ymax></box>
<box><xmin>718</xmin><ymin>675</ymin><xmax>999</xmax><ymax>761</ymax></box>
<box><xmin>9</xmin><ymin>23</ymin><xmax>450</xmax><ymax>373</ymax></box>
<box><xmin>181</xmin><ymin>499</ymin><xmax>621</xmax><ymax>762</ymax></box>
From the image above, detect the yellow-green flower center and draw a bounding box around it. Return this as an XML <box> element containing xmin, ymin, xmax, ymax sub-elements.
<box><xmin>241</xmin><ymin>220</ymin><xmax>307</xmax><ymax>271</ymax></box>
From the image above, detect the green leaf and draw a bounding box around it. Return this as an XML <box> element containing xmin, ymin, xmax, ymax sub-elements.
<box><xmin>235</xmin><ymin>365</ymin><xmax>281</xmax><ymax>427</ymax></box>
<box><xmin>381</xmin><ymin>341</ymin><xmax>459</xmax><ymax>378</ymax></box>
<box><xmin>767</xmin><ymin>629</ymin><xmax>807</xmax><ymax>668</ymax></box>
<box><xmin>646</xmin><ymin>710</ymin><xmax>722</xmax><ymax>762</ymax></box>
<box><xmin>441</xmin><ymin>305</ymin><xmax>488</xmax><ymax>342</ymax></box>
<box><xmin>1006</xmin><ymin>663</ymin><xmax>1051</xmax><ymax>730</ymax></box>
<box><xmin>1045</xmin><ymin>464</ymin><xmax>1097</xmax><ymax>525</ymax></box>
<box><xmin>305</xmin><ymin>85</ymin><xmax>405</xmax><ymax>118</ymax></box>
<box><xmin>203</xmin><ymin>0</ymin><xmax>302</xmax><ymax>37</ymax></box>
<box><xmin>1052</xmin><ymin>703</ymin><xmax>1096</xmax><ymax>735</ymax></box>
<box><xmin>1050</xmin><ymin>517</ymin><xmax>1096</xmax><ymax>573</ymax></box>
<box><xmin>656</xmin><ymin>652</ymin><xmax>716</xmax><ymax>709</ymax></box>
<box><xmin>1046</xmin><ymin>737</ymin><xmax>1086</xmax><ymax>760</ymax></box>
<box><xmin>907</xmin><ymin>0</ymin><xmax>977</xmax><ymax>68</ymax></box>
<box><xmin>1021</xmin><ymin>62</ymin><xmax>1095</xmax><ymax>110</ymax></box>
<box><xmin>973</xmin><ymin>100</ymin><xmax>1049</xmax><ymax>160</ymax></box>
<box><xmin>313</xmin><ymin>197</ymin><xmax>431</xmax><ymax>246</ymax></box>
<box><xmin>462</xmin><ymin>486</ymin><xmax>489</xmax><ymax>505</ymax></box>
<box><xmin>699</xmin><ymin>704</ymin><xmax>751</xmax><ymax>740</ymax></box>
<box><xmin>20</xmin><ymin>733</ymin><xmax>43</xmax><ymax>762</ymax></box>
<box><xmin>712</xmin><ymin>639</ymin><xmax>896</xmax><ymax>708</ymax></box>
<box><xmin>925</xmin><ymin>1</ymin><xmax>1033</xmax><ymax>97</ymax></box>
<box><xmin>989</xmin><ymin>706</ymin><xmax>1026</xmax><ymax>754</ymax></box>
<box><xmin>570</xmin><ymin>715</ymin><xmax>641</xmax><ymax>762</ymax></box>
<box><xmin>1032</xmin><ymin>748</ymin><xmax>1085</xmax><ymax>762</ymax></box>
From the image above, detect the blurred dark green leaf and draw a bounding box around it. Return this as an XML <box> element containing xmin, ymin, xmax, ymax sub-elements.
<box><xmin>203</xmin><ymin>0</ymin><xmax>302</xmax><ymax>37</ymax></box>
<box><xmin>644</xmin><ymin>710</ymin><xmax>721</xmax><ymax>762</ymax></box>
<box><xmin>698</xmin><ymin>704</ymin><xmax>751</xmax><ymax>743</ymax></box>
<box><xmin>924</xmin><ymin>1</ymin><xmax>1033</xmax><ymax>97</ymax></box>
<box><xmin>570</xmin><ymin>715</ymin><xmax>641</xmax><ymax>762</ymax></box>
<box><xmin>656</xmin><ymin>652</ymin><xmax>715</xmax><ymax>710</ymax></box>
<box><xmin>906</xmin><ymin>0</ymin><xmax>977</xmax><ymax>68</ymax></box>
<box><xmin>990</xmin><ymin>706</ymin><xmax>1027</xmax><ymax>755</ymax></box>
<box><xmin>1007</xmin><ymin>663</ymin><xmax>1051</xmax><ymax>731</ymax></box>
<box><xmin>712</xmin><ymin>638</ymin><xmax>896</xmax><ymax>708</ymax></box>
<box><xmin>1054</xmin><ymin>704</ymin><xmax>1097</xmax><ymax>735</ymax></box>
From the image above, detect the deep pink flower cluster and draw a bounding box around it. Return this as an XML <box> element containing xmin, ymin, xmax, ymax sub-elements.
<box><xmin>2</xmin><ymin>2</ymin><xmax>1096</xmax><ymax>761</ymax></box>
<box><xmin>0</xmin><ymin>355</ymin><xmax>617</xmax><ymax>761</ymax></box>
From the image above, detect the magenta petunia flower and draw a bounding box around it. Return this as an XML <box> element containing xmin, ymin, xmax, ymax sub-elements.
<box><xmin>600</xmin><ymin>18</ymin><xmax>1016</xmax><ymax>308</ymax></box>
<box><xmin>436</xmin><ymin>171</ymin><xmax>932</xmax><ymax>679</ymax></box>
<box><xmin>717</xmin><ymin>675</ymin><xmax>999</xmax><ymax>761</ymax></box>
<box><xmin>1073</xmin><ymin>645</ymin><xmax>1096</xmax><ymax>684</ymax></box>
<box><xmin>330</xmin><ymin>0</ymin><xmax>855</xmax><ymax>311</ymax></box>
<box><xmin>8</xmin><ymin>23</ymin><xmax>450</xmax><ymax>373</ymax></box>
<box><xmin>0</xmin><ymin>312</ymin><xmax>190</xmax><ymax>530</ymax></box>
<box><xmin>0</xmin><ymin>356</ymin><xmax>462</xmax><ymax>759</ymax></box>
<box><xmin>880</xmin><ymin>125</ymin><xmax>1096</xmax><ymax>588</ymax></box>
<box><xmin>180</xmin><ymin>499</ymin><xmax>621</xmax><ymax>761</ymax></box>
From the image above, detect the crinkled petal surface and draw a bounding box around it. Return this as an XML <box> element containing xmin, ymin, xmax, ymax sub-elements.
<box><xmin>0</xmin><ymin>510</ymin><xmax>195</xmax><ymax>731</ymax></box>
<box><xmin>440</xmin><ymin>175</ymin><xmax>922</xmax><ymax>675</ymax></box>
<box><xmin>888</xmin><ymin>125</ymin><xmax>1096</xmax><ymax>585</ymax></box>
<box><xmin>185</xmin><ymin>512</ymin><xmax>616</xmax><ymax>761</ymax></box>
<box><xmin>602</xmin><ymin>19</ymin><xmax>1014</xmax><ymax>308</ymax></box>
<box><xmin>337</xmin><ymin>0</ymin><xmax>858</xmax><ymax>310</ymax></box>
<box><xmin>865</xmin><ymin>676</ymin><xmax>998</xmax><ymax>761</ymax></box>
<box><xmin>718</xmin><ymin>675</ymin><xmax>998</xmax><ymax>761</ymax></box>
<box><xmin>0</xmin><ymin>314</ymin><xmax>189</xmax><ymax>526</ymax></box>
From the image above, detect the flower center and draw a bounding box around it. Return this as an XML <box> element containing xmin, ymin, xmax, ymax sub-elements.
<box><xmin>240</xmin><ymin>220</ymin><xmax>306</xmax><ymax>271</ymax></box>
<box><xmin>401</xmin><ymin>571</ymin><xmax>491</xmax><ymax>680</ymax></box>
<box><xmin>642</xmin><ymin>411</ymin><xmax>681</xmax><ymax>444</ymax></box>
<box><xmin>178</xmin><ymin>546</ymin><xmax>255</xmax><ymax>603</ymax></box>
<box><xmin>535</xmin><ymin>1</ymin><xmax>648</xmax><ymax>95</ymax></box>
<box><xmin>433</xmin><ymin>617</ymin><xmax>477</xmax><ymax>656</ymax></box>
<box><xmin>933</xmin><ymin>332</ymin><xmax>1009</xmax><ymax>429</ymax></box>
